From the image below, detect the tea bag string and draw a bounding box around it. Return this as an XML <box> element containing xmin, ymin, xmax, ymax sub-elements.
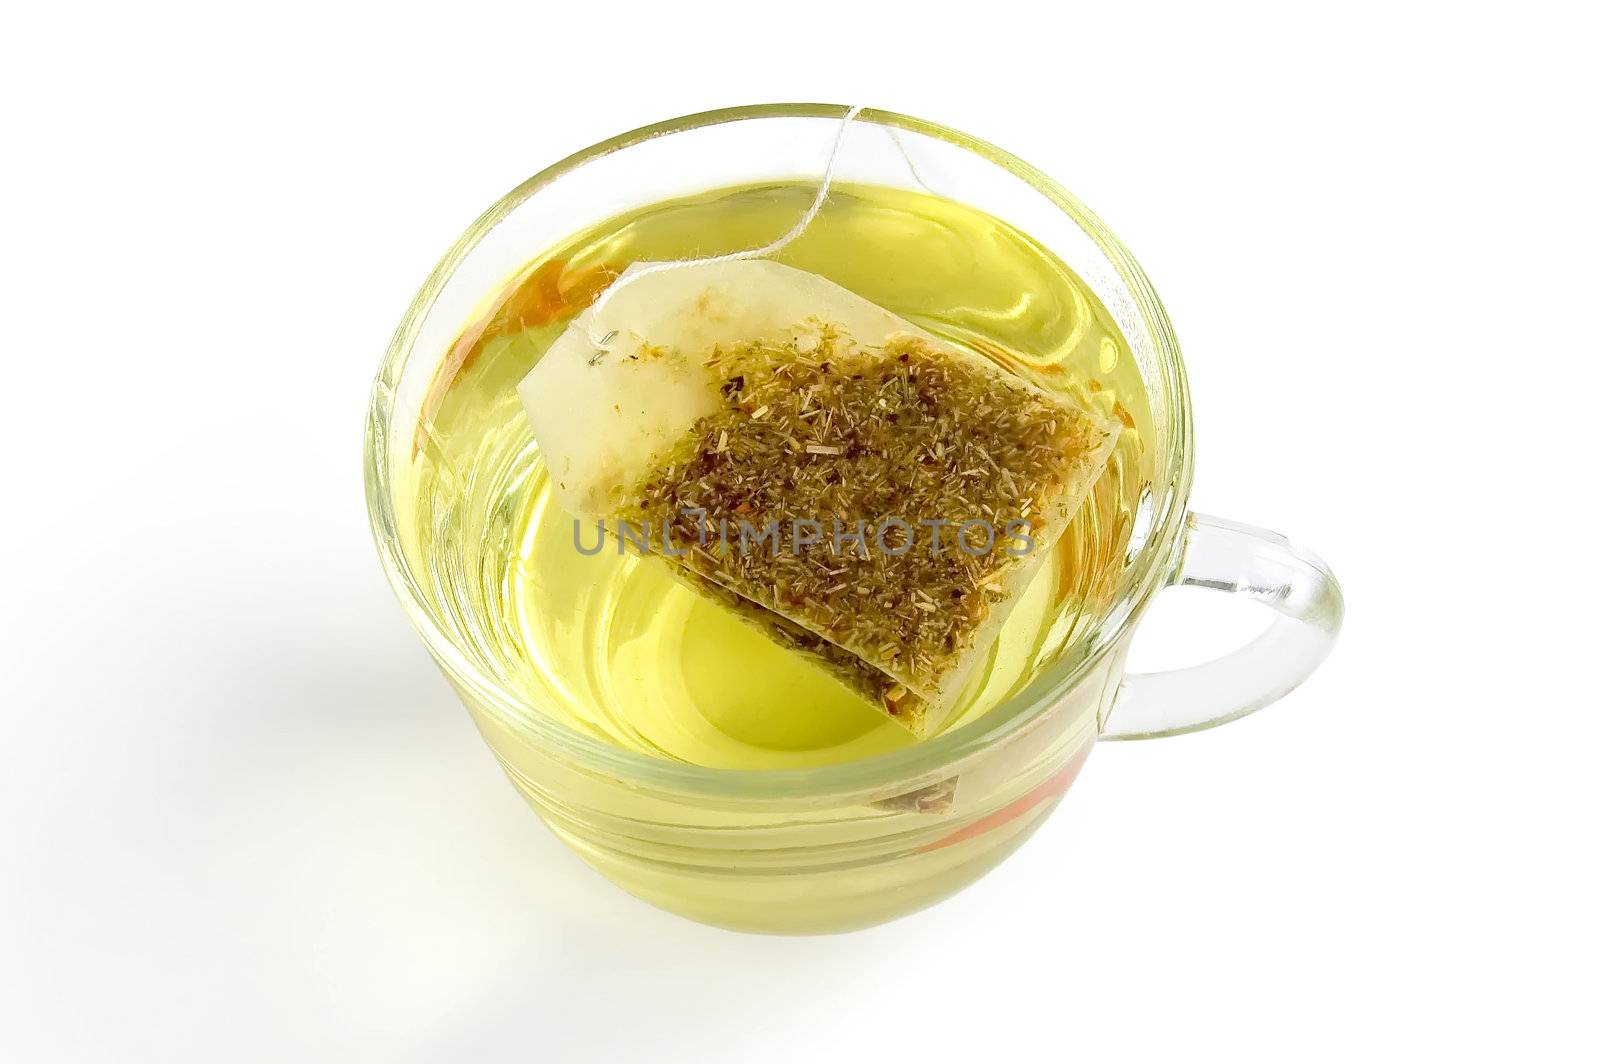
<box><xmin>585</xmin><ymin>105</ymin><xmax>865</xmax><ymax>347</ymax></box>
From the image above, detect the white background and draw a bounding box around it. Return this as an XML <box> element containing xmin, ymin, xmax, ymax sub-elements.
<box><xmin>3</xmin><ymin>3</ymin><xmax>1596</xmax><ymax>1061</ymax></box>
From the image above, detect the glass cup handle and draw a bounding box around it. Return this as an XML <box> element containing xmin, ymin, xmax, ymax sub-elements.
<box><xmin>1101</xmin><ymin>513</ymin><xmax>1344</xmax><ymax>740</ymax></box>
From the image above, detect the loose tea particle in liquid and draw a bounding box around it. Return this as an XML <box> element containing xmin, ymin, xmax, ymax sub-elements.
<box><xmin>518</xmin><ymin>260</ymin><xmax>1119</xmax><ymax>734</ymax></box>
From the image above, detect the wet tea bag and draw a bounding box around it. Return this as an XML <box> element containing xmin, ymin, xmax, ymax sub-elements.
<box><xmin>518</xmin><ymin>259</ymin><xmax>1119</xmax><ymax>734</ymax></box>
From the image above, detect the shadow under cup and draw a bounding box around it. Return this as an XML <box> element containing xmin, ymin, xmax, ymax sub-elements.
<box><xmin>364</xmin><ymin>105</ymin><xmax>1342</xmax><ymax>933</ymax></box>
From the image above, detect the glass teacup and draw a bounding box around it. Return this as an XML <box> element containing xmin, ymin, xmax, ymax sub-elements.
<box><xmin>364</xmin><ymin>105</ymin><xmax>1343</xmax><ymax>933</ymax></box>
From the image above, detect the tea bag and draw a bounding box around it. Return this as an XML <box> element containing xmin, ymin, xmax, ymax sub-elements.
<box><xmin>518</xmin><ymin>259</ymin><xmax>1119</xmax><ymax>734</ymax></box>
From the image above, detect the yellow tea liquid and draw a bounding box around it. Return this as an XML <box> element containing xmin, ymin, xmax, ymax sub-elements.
<box><xmin>404</xmin><ymin>182</ymin><xmax>1151</xmax><ymax>770</ymax></box>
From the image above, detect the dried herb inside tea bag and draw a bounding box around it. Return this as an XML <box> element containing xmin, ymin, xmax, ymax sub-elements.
<box><xmin>518</xmin><ymin>260</ymin><xmax>1119</xmax><ymax>734</ymax></box>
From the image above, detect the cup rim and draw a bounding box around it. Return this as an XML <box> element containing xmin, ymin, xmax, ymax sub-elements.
<box><xmin>364</xmin><ymin>103</ymin><xmax>1194</xmax><ymax>800</ymax></box>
